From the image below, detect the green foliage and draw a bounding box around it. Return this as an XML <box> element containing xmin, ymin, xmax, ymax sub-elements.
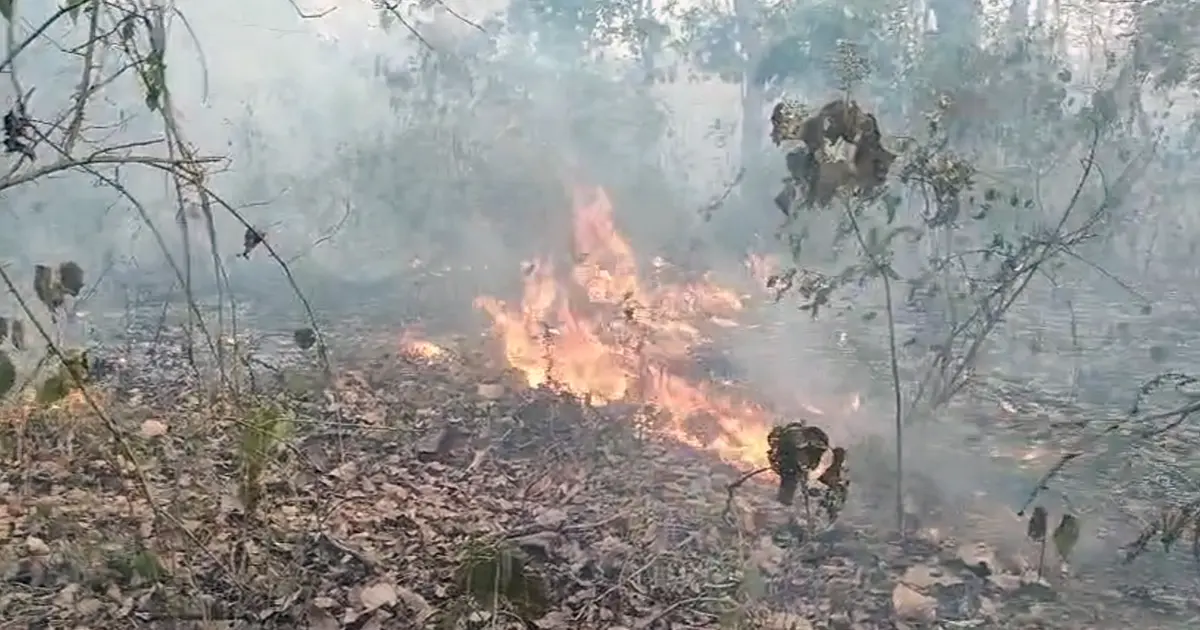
<box><xmin>36</xmin><ymin>350</ymin><xmax>91</xmax><ymax>405</ymax></box>
<box><xmin>238</xmin><ymin>401</ymin><xmax>293</xmax><ymax>514</ymax></box>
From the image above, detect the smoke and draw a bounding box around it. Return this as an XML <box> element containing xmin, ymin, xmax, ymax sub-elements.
<box><xmin>10</xmin><ymin>0</ymin><xmax>1200</xmax><ymax>590</ymax></box>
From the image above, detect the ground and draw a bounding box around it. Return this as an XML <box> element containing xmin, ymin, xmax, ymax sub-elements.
<box><xmin>0</xmin><ymin>322</ymin><xmax>1190</xmax><ymax>629</ymax></box>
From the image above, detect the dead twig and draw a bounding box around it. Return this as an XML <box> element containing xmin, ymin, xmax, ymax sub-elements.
<box><xmin>722</xmin><ymin>466</ymin><xmax>770</xmax><ymax>523</ymax></box>
<box><xmin>287</xmin><ymin>0</ymin><xmax>336</xmax><ymax>19</ymax></box>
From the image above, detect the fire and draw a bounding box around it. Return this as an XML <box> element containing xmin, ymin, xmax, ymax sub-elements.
<box><xmin>745</xmin><ymin>253</ymin><xmax>780</xmax><ymax>290</ymax></box>
<box><xmin>475</xmin><ymin>185</ymin><xmax>779</xmax><ymax>469</ymax></box>
<box><xmin>399</xmin><ymin>330</ymin><xmax>447</xmax><ymax>361</ymax></box>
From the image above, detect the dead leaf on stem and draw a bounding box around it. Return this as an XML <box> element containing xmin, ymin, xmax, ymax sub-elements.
<box><xmin>1026</xmin><ymin>506</ymin><xmax>1047</xmax><ymax>542</ymax></box>
<box><xmin>34</xmin><ymin>264</ymin><xmax>64</xmax><ymax>312</ymax></box>
<box><xmin>58</xmin><ymin>261</ymin><xmax>84</xmax><ymax>297</ymax></box>
<box><xmin>241</xmin><ymin>226</ymin><xmax>265</xmax><ymax>258</ymax></box>
<box><xmin>1052</xmin><ymin>514</ymin><xmax>1081</xmax><ymax>562</ymax></box>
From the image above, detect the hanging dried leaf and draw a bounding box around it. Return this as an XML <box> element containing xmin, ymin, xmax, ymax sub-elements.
<box><xmin>768</xmin><ymin>423</ymin><xmax>826</xmax><ymax>505</ymax></box>
<box><xmin>293</xmin><ymin>328</ymin><xmax>316</xmax><ymax>350</ymax></box>
<box><xmin>240</xmin><ymin>226</ymin><xmax>265</xmax><ymax>258</ymax></box>
<box><xmin>0</xmin><ymin>350</ymin><xmax>13</xmax><ymax>399</ymax></box>
<box><xmin>0</xmin><ymin>316</ymin><xmax>8</xmax><ymax>345</ymax></box>
<box><xmin>33</xmin><ymin>264</ymin><xmax>64</xmax><ymax>311</ymax></box>
<box><xmin>1052</xmin><ymin>514</ymin><xmax>1081</xmax><ymax>561</ymax></box>
<box><xmin>58</xmin><ymin>261</ymin><xmax>84</xmax><ymax>297</ymax></box>
<box><xmin>11</xmin><ymin>319</ymin><xmax>25</xmax><ymax>350</ymax></box>
<box><xmin>1026</xmin><ymin>506</ymin><xmax>1048</xmax><ymax>542</ymax></box>
<box><xmin>816</xmin><ymin>446</ymin><xmax>847</xmax><ymax>487</ymax></box>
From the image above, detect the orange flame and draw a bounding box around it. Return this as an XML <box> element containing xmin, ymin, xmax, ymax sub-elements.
<box><xmin>475</xmin><ymin>185</ymin><xmax>777</xmax><ymax>468</ymax></box>
<box><xmin>399</xmin><ymin>330</ymin><xmax>447</xmax><ymax>361</ymax></box>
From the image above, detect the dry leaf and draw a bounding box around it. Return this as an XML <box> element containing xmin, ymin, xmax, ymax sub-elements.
<box><xmin>25</xmin><ymin>536</ymin><xmax>49</xmax><ymax>556</ymax></box>
<box><xmin>358</xmin><ymin>582</ymin><xmax>397</xmax><ymax>612</ymax></box>
<box><xmin>395</xmin><ymin>586</ymin><xmax>434</xmax><ymax>623</ymax></box>
<box><xmin>306</xmin><ymin>605</ymin><xmax>339</xmax><ymax>630</ymax></box>
<box><xmin>75</xmin><ymin>598</ymin><xmax>103</xmax><ymax>616</ymax></box>
<box><xmin>140</xmin><ymin>419</ymin><xmax>168</xmax><ymax>438</ymax></box>
<box><xmin>535</xmin><ymin>508</ymin><xmax>567</xmax><ymax>529</ymax></box>
<box><xmin>534</xmin><ymin>610</ymin><xmax>571</xmax><ymax>629</ymax></box>
<box><xmin>477</xmin><ymin>383</ymin><xmax>504</xmax><ymax>399</ymax></box>
<box><xmin>891</xmin><ymin>583</ymin><xmax>936</xmax><ymax>621</ymax></box>
<box><xmin>58</xmin><ymin>261</ymin><xmax>84</xmax><ymax>297</ymax></box>
<box><xmin>1052</xmin><ymin>514</ymin><xmax>1081</xmax><ymax>561</ymax></box>
<box><xmin>1027</xmin><ymin>506</ymin><xmax>1048</xmax><ymax>542</ymax></box>
<box><xmin>33</xmin><ymin>264</ymin><xmax>64</xmax><ymax>311</ymax></box>
<box><xmin>241</xmin><ymin>226</ymin><xmax>265</xmax><ymax>258</ymax></box>
<box><xmin>761</xmin><ymin>612</ymin><xmax>814</xmax><ymax>630</ymax></box>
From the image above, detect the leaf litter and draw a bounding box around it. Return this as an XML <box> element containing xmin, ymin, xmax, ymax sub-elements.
<box><xmin>0</xmin><ymin>320</ymin><xmax>1187</xmax><ymax>629</ymax></box>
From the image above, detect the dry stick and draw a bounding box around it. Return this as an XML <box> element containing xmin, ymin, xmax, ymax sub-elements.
<box><xmin>0</xmin><ymin>0</ymin><xmax>87</xmax><ymax>74</ymax></box>
<box><xmin>286</xmin><ymin>0</ymin><xmax>336</xmax><ymax>19</ymax></box>
<box><xmin>0</xmin><ymin>153</ymin><xmax>219</xmax><ymax>192</ymax></box>
<box><xmin>158</xmin><ymin>86</ymin><xmax>230</xmax><ymax>390</ymax></box>
<box><xmin>722</xmin><ymin>466</ymin><xmax>770</xmax><ymax>522</ymax></box>
<box><xmin>154</xmin><ymin>171</ymin><xmax>333</xmax><ymax>381</ymax></box>
<box><xmin>584</xmin><ymin>530</ymin><xmax>701</xmax><ymax>619</ymax></box>
<box><xmin>62</xmin><ymin>0</ymin><xmax>103</xmax><ymax>154</ymax></box>
<box><xmin>1035</xmin><ymin>535</ymin><xmax>1048</xmax><ymax>581</ymax></box>
<box><xmin>109</xmin><ymin>24</ymin><xmax>232</xmax><ymax>390</ymax></box>
<box><xmin>0</xmin><ymin>263</ymin><xmax>244</xmax><ymax>590</ymax></box>
<box><xmin>26</xmin><ymin>129</ymin><xmax>223</xmax><ymax>383</ymax></box>
<box><xmin>430</xmin><ymin>0</ymin><xmax>489</xmax><ymax>34</ymax></box>
<box><xmin>286</xmin><ymin>199</ymin><xmax>353</xmax><ymax>264</ymax></box>
<box><xmin>902</xmin><ymin>127</ymin><xmax>1111</xmax><ymax>422</ymax></box>
<box><xmin>379</xmin><ymin>2</ymin><xmax>434</xmax><ymax>50</ymax></box>
<box><xmin>841</xmin><ymin>202</ymin><xmax>905</xmax><ymax>535</ymax></box>
<box><xmin>634</xmin><ymin>596</ymin><xmax>731</xmax><ymax>629</ymax></box>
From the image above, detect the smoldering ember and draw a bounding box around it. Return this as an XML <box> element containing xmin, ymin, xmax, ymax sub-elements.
<box><xmin>2</xmin><ymin>1</ymin><xmax>1200</xmax><ymax>629</ymax></box>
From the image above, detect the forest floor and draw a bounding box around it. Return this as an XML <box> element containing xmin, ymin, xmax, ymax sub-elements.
<box><xmin>0</xmin><ymin>321</ymin><xmax>1194</xmax><ymax>629</ymax></box>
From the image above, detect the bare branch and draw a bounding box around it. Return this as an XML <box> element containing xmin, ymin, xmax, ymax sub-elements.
<box><xmin>287</xmin><ymin>0</ymin><xmax>336</xmax><ymax>19</ymax></box>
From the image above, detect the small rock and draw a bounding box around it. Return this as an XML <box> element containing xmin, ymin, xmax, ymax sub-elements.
<box><xmin>892</xmin><ymin>583</ymin><xmax>936</xmax><ymax>622</ymax></box>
